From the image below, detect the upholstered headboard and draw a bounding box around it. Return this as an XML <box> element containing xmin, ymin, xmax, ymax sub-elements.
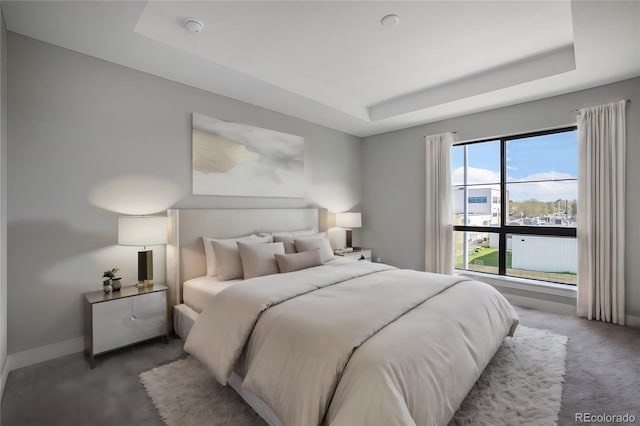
<box><xmin>166</xmin><ymin>208</ymin><xmax>323</xmax><ymax>308</ymax></box>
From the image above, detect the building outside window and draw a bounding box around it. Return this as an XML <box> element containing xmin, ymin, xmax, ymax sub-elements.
<box><xmin>451</xmin><ymin>127</ymin><xmax>578</xmax><ymax>285</ymax></box>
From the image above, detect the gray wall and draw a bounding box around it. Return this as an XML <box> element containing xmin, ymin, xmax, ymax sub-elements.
<box><xmin>7</xmin><ymin>33</ymin><xmax>362</xmax><ymax>354</ymax></box>
<box><xmin>362</xmin><ymin>77</ymin><xmax>640</xmax><ymax>317</ymax></box>
<box><xmin>1</xmin><ymin>7</ymin><xmax>7</xmax><ymax>382</ymax></box>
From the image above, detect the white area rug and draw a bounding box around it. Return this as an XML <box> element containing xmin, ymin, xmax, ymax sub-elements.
<box><xmin>140</xmin><ymin>326</ymin><xmax>567</xmax><ymax>426</ymax></box>
<box><xmin>449</xmin><ymin>326</ymin><xmax>567</xmax><ymax>426</ymax></box>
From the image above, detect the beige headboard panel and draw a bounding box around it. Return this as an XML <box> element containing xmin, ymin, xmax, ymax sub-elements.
<box><xmin>166</xmin><ymin>208</ymin><xmax>322</xmax><ymax>307</ymax></box>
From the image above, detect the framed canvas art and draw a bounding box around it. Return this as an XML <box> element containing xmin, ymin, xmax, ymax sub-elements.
<box><xmin>192</xmin><ymin>113</ymin><xmax>305</xmax><ymax>197</ymax></box>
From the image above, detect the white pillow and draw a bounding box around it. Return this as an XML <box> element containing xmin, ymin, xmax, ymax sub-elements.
<box><xmin>203</xmin><ymin>235</ymin><xmax>251</xmax><ymax>276</ymax></box>
<box><xmin>291</xmin><ymin>228</ymin><xmax>317</xmax><ymax>236</ymax></box>
<box><xmin>206</xmin><ymin>235</ymin><xmax>272</xmax><ymax>278</ymax></box>
<box><xmin>238</xmin><ymin>241</ymin><xmax>285</xmax><ymax>279</ymax></box>
<box><xmin>272</xmin><ymin>236</ymin><xmax>296</xmax><ymax>254</ymax></box>
<box><xmin>294</xmin><ymin>236</ymin><xmax>335</xmax><ymax>263</ymax></box>
<box><xmin>274</xmin><ymin>232</ymin><xmax>326</xmax><ymax>254</ymax></box>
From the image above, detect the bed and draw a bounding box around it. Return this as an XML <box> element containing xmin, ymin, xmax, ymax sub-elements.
<box><xmin>183</xmin><ymin>276</ymin><xmax>240</xmax><ymax>314</ymax></box>
<box><xmin>167</xmin><ymin>208</ymin><xmax>519</xmax><ymax>426</ymax></box>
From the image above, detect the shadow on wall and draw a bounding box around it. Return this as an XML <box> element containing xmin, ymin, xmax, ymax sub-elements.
<box><xmin>88</xmin><ymin>175</ymin><xmax>182</xmax><ymax>215</ymax></box>
<box><xmin>308</xmin><ymin>182</ymin><xmax>360</xmax><ymax>214</ymax></box>
<box><xmin>7</xmin><ymin>219</ymin><xmax>113</xmax><ymax>354</ymax></box>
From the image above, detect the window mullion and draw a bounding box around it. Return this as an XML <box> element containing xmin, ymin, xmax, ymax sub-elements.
<box><xmin>499</xmin><ymin>138</ymin><xmax>507</xmax><ymax>275</ymax></box>
<box><xmin>463</xmin><ymin>145</ymin><xmax>469</xmax><ymax>270</ymax></box>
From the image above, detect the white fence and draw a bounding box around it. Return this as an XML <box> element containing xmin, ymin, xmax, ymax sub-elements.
<box><xmin>488</xmin><ymin>233</ymin><xmax>576</xmax><ymax>273</ymax></box>
<box><xmin>511</xmin><ymin>235</ymin><xmax>577</xmax><ymax>273</ymax></box>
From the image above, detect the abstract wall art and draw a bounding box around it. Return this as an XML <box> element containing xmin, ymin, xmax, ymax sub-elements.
<box><xmin>192</xmin><ymin>113</ymin><xmax>305</xmax><ymax>197</ymax></box>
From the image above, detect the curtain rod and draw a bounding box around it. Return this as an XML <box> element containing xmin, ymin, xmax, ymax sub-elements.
<box><xmin>574</xmin><ymin>99</ymin><xmax>630</xmax><ymax>113</ymax></box>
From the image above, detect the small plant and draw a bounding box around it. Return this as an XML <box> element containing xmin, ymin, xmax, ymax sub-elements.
<box><xmin>102</xmin><ymin>267</ymin><xmax>120</xmax><ymax>286</ymax></box>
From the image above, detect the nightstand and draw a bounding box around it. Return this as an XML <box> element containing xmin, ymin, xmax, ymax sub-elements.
<box><xmin>83</xmin><ymin>284</ymin><xmax>169</xmax><ymax>368</ymax></box>
<box><xmin>334</xmin><ymin>248</ymin><xmax>372</xmax><ymax>261</ymax></box>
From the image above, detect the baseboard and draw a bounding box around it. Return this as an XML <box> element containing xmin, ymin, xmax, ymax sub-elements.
<box><xmin>626</xmin><ymin>314</ymin><xmax>640</xmax><ymax>328</ymax></box>
<box><xmin>503</xmin><ymin>293</ymin><xmax>576</xmax><ymax>317</ymax></box>
<box><xmin>7</xmin><ymin>336</ymin><xmax>83</xmax><ymax>372</ymax></box>
<box><xmin>1</xmin><ymin>359</ymin><xmax>8</xmax><ymax>401</ymax></box>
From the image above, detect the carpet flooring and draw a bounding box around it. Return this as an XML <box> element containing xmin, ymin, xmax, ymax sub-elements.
<box><xmin>2</xmin><ymin>306</ymin><xmax>639</xmax><ymax>426</ymax></box>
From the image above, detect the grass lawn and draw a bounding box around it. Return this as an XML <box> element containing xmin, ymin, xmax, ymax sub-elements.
<box><xmin>456</xmin><ymin>246</ymin><xmax>508</xmax><ymax>267</ymax></box>
<box><xmin>456</xmin><ymin>246</ymin><xmax>577</xmax><ymax>284</ymax></box>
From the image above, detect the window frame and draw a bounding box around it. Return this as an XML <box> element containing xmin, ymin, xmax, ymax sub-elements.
<box><xmin>452</xmin><ymin>126</ymin><xmax>577</xmax><ymax>282</ymax></box>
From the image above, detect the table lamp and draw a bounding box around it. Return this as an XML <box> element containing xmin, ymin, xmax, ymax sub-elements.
<box><xmin>118</xmin><ymin>216</ymin><xmax>167</xmax><ymax>287</ymax></box>
<box><xmin>336</xmin><ymin>212</ymin><xmax>361</xmax><ymax>249</ymax></box>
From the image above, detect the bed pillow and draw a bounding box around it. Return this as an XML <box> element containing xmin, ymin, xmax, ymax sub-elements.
<box><xmin>275</xmin><ymin>249</ymin><xmax>323</xmax><ymax>273</ymax></box>
<box><xmin>294</xmin><ymin>236</ymin><xmax>335</xmax><ymax>263</ymax></box>
<box><xmin>274</xmin><ymin>232</ymin><xmax>326</xmax><ymax>254</ymax></box>
<box><xmin>287</xmin><ymin>228</ymin><xmax>316</xmax><ymax>236</ymax></box>
<box><xmin>203</xmin><ymin>235</ymin><xmax>260</xmax><ymax>276</ymax></box>
<box><xmin>272</xmin><ymin>236</ymin><xmax>297</xmax><ymax>254</ymax></box>
<box><xmin>211</xmin><ymin>235</ymin><xmax>273</xmax><ymax>280</ymax></box>
<box><xmin>237</xmin><ymin>241</ymin><xmax>285</xmax><ymax>279</ymax></box>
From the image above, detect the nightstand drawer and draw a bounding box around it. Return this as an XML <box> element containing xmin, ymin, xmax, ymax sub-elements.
<box><xmin>90</xmin><ymin>290</ymin><xmax>166</xmax><ymax>355</ymax></box>
<box><xmin>84</xmin><ymin>284</ymin><xmax>169</xmax><ymax>367</ymax></box>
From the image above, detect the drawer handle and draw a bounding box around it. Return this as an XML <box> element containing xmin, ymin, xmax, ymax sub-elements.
<box><xmin>130</xmin><ymin>315</ymin><xmax>137</xmax><ymax>321</ymax></box>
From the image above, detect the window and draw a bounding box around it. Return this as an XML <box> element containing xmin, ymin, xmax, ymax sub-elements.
<box><xmin>469</xmin><ymin>196</ymin><xmax>488</xmax><ymax>204</ymax></box>
<box><xmin>451</xmin><ymin>127</ymin><xmax>577</xmax><ymax>285</ymax></box>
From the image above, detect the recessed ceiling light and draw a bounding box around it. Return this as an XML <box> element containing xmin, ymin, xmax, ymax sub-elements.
<box><xmin>185</xmin><ymin>18</ymin><xmax>204</xmax><ymax>33</ymax></box>
<box><xmin>380</xmin><ymin>14</ymin><xmax>400</xmax><ymax>27</ymax></box>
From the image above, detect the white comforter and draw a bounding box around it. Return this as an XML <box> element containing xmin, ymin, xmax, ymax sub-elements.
<box><xmin>185</xmin><ymin>262</ymin><xmax>518</xmax><ymax>426</ymax></box>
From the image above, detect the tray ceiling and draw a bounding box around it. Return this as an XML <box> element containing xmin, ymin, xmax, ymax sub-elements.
<box><xmin>4</xmin><ymin>1</ymin><xmax>639</xmax><ymax>136</ymax></box>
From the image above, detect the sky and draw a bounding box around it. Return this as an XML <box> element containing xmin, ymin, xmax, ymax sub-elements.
<box><xmin>451</xmin><ymin>131</ymin><xmax>578</xmax><ymax>202</ymax></box>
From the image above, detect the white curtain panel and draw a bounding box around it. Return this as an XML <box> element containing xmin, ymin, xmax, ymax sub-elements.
<box><xmin>577</xmin><ymin>100</ymin><xmax>626</xmax><ymax>324</ymax></box>
<box><xmin>424</xmin><ymin>133</ymin><xmax>454</xmax><ymax>274</ymax></box>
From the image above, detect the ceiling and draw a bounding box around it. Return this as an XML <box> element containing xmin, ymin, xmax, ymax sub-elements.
<box><xmin>3</xmin><ymin>1</ymin><xmax>640</xmax><ymax>137</ymax></box>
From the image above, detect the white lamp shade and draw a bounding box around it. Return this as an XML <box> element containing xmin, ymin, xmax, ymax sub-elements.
<box><xmin>336</xmin><ymin>212</ymin><xmax>362</xmax><ymax>229</ymax></box>
<box><xmin>118</xmin><ymin>216</ymin><xmax>167</xmax><ymax>246</ymax></box>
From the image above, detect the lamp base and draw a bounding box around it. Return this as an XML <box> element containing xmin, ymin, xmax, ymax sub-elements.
<box><xmin>138</xmin><ymin>250</ymin><xmax>154</xmax><ymax>288</ymax></box>
<box><xmin>137</xmin><ymin>280</ymin><xmax>153</xmax><ymax>288</ymax></box>
<box><xmin>345</xmin><ymin>228</ymin><xmax>353</xmax><ymax>248</ymax></box>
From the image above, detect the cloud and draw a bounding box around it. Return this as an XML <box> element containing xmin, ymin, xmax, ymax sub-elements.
<box><xmin>507</xmin><ymin>165</ymin><xmax>518</xmax><ymax>171</ymax></box>
<box><xmin>512</xmin><ymin>171</ymin><xmax>575</xmax><ymax>181</ymax></box>
<box><xmin>452</xmin><ymin>167</ymin><xmax>577</xmax><ymax>201</ymax></box>
<box><xmin>507</xmin><ymin>180</ymin><xmax>577</xmax><ymax>202</ymax></box>
<box><xmin>452</xmin><ymin>166</ymin><xmax>499</xmax><ymax>186</ymax></box>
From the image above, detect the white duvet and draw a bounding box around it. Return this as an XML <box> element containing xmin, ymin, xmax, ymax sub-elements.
<box><xmin>185</xmin><ymin>262</ymin><xmax>518</xmax><ymax>426</ymax></box>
